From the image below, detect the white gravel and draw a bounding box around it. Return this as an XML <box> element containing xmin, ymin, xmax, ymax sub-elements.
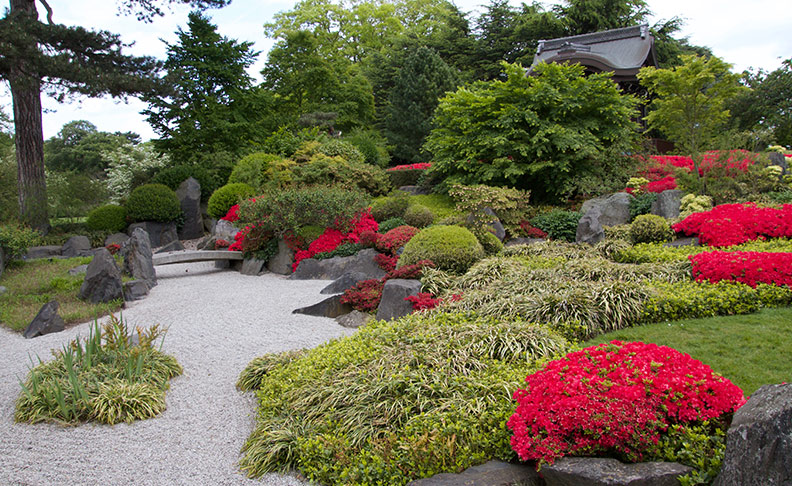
<box><xmin>0</xmin><ymin>262</ymin><xmax>355</xmax><ymax>486</ymax></box>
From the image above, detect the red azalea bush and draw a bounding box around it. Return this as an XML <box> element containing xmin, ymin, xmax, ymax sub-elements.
<box><xmin>375</xmin><ymin>225</ymin><xmax>420</xmax><ymax>254</ymax></box>
<box><xmin>215</xmin><ymin>239</ymin><xmax>230</xmax><ymax>249</ymax></box>
<box><xmin>629</xmin><ymin>151</ymin><xmax>759</xmax><ymax>191</ymax></box>
<box><xmin>386</xmin><ymin>163</ymin><xmax>432</xmax><ymax>172</ymax></box>
<box><xmin>673</xmin><ymin>203</ymin><xmax>792</xmax><ymax>247</ymax></box>
<box><xmin>405</xmin><ymin>292</ymin><xmax>442</xmax><ymax>311</ymax></box>
<box><xmin>690</xmin><ymin>251</ymin><xmax>792</xmax><ymax>288</ymax></box>
<box><xmin>518</xmin><ymin>221</ymin><xmax>548</xmax><ymax>239</ymax></box>
<box><xmin>105</xmin><ymin>243</ymin><xmax>121</xmax><ymax>255</ymax></box>
<box><xmin>374</xmin><ymin>253</ymin><xmax>398</xmax><ymax>272</ymax></box>
<box><xmin>221</xmin><ymin>204</ymin><xmax>241</xmax><ymax>222</ymax></box>
<box><xmin>508</xmin><ymin>341</ymin><xmax>746</xmax><ymax>466</ymax></box>
<box><xmin>339</xmin><ymin>279</ymin><xmax>386</xmax><ymax>312</ymax></box>
<box><xmin>292</xmin><ymin>211</ymin><xmax>379</xmax><ymax>271</ymax></box>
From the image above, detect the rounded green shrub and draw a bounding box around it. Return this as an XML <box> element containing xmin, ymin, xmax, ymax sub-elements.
<box><xmin>476</xmin><ymin>230</ymin><xmax>504</xmax><ymax>256</ymax></box>
<box><xmin>371</xmin><ymin>192</ymin><xmax>409</xmax><ymax>222</ymax></box>
<box><xmin>151</xmin><ymin>164</ymin><xmax>217</xmax><ymax>202</ymax></box>
<box><xmin>228</xmin><ymin>152</ymin><xmax>287</xmax><ymax>190</ymax></box>
<box><xmin>207</xmin><ymin>183</ymin><xmax>256</xmax><ymax>220</ymax></box>
<box><xmin>630</xmin><ymin>214</ymin><xmax>674</xmax><ymax>244</ymax></box>
<box><xmin>86</xmin><ymin>204</ymin><xmax>128</xmax><ymax>233</ymax></box>
<box><xmin>403</xmin><ymin>204</ymin><xmax>435</xmax><ymax>228</ymax></box>
<box><xmin>125</xmin><ymin>184</ymin><xmax>182</xmax><ymax>223</ymax></box>
<box><xmin>398</xmin><ymin>225</ymin><xmax>485</xmax><ymax>273</ymax></box>
<box><xmin>317</xmin><ymin>138</ymin><xmax>365</xmax><ymax>164</ymax></box>
<box><xmin>530</xmin><ymin>210</ymin><xmax>581</xmax><ymax>242</ymax></box>
<box><xmin>378</xmin><ymin>217</ymin><xmax>407</xmax><ymax>234</ymax></box>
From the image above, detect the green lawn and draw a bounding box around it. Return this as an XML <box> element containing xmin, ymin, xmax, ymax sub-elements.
<box><xmin>585</xmin><ymin>307</ymin><xmax>792</xmax><ymax>395</ymax></box>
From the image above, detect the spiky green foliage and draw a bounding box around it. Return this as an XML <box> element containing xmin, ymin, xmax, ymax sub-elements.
<box><xmin>239</xmin><ymin>311</ymin><xmax>570</xmax><ymax>485</ymax></box>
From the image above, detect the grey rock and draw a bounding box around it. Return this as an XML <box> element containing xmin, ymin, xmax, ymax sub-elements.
<box><xmin>467</xmin><ymin>207</ymin><xmax>506</xmax><ymax>241</ymax></box>
<box><xmin>266</xmin><ymin>239</ymin><xmax>294</xmax><ymax>275</ymax></box>
<box><xmin>320</xmin><ymin>272</ymin><xmax>370</xmax><ymax>295</ymax></box>
<box><xmin>155</xmin><ymin>240</ymin><xmax>185</xmax><ymax>253</ymax></box>
<box><xmin>376</xmin><ymin>279</ymin><xmax>422</xmax><ymax>321</ymax></box>
<box><xmin>714</xmin><ymin>383</ymin><xmax>792</xmax><ymax>486</ymax></box>
<box><xmin>293</xmin><ymin>294</ymin><xmax>353</xmax><ymax>318</ymax></box>
<box><xmin>78</xmin><ymin>248</ymin><xmax>123</xmax><ymax>304</ymax></box>
<box><xmin>408</xmin><ymin>460</ymin><xmax>542</xmax><ymax>486</ymax></box>
<box><xmin>176</xmin><ymin>177</ymin><xmax>203</xmax><ymax>239</ymax></box>
<box><xmin>505</xmin><ymin>237</ymin><xmax>546</xmax><ymax>247</ymax></box>
<box><xmin>120</xmin><ymin>228</ymin><xmax>157</xmax><ymax>289</ymax></box>
<box><xmin>123</xmin><ymin>280</ymin><xmax>150</xmax><ymax>301</ymax></box>
<box><xmin>25</xmin><ymin>245</ymin><xmax>62</xmax><ymax>260</ymax></box>
<box><xmin>769</xmin><ymin>152</ymin><xmax>788</xmax><ymax>174</ymax></box>
<box><xmin>197</xmin><ymin>235</ymin><xmax>218</xmax><ymax>251</ymax></box>
<box><xmin>61</xmin><ymin>235</ymin><xmax>92</xmax><ymax>258</ymax></box>
<box><xmin>104</xmin><ymin>232</ymin><xmax>130</xmax><ymax>247</ymax></box>
<box><xmin>128</xmin><ymin>221</ymin><xmax>178</xmax><ymax>248</ymax></box>
<box><xmin>664</xmin><ymin>236</ymin><xmax>700</xmax><ymax>247</ymax></box>
<box><xmin>213</xmin><ymin>219</ymin><xmax>239</xmax><ymax>241</ymax></box>
<box><xmin>67</xmin><ymin>264</ymin><xmax>89</xmax><ymax>276</ymax></box>
<box><xmin>398</xmin><ymin>185</ymin><xmax>431</xmax><ymax>195</ymax></box>
<box><xmin>651</xmin><ymin>189</ymin><xmax>683</xmax><ymax>219</ymax></box>
<box><xmin>542</xmin><ymin>457</ymin><xmax>692</xmax><ymax>486</ymax></box>
<box><xmin>291</xmin><ymin>248</ymin><xmax>386</xmax><ymax>281</ymax></box>
<box><xmin>576</xmin><ymin>207</ymin><xmax>605</xmax><ymax>245</ymax></box>
<box><xmin>581</xmin><ymin>192</ymin><xmax>633</xmax><ymax>227</ymax></box>
<box><xmin>241</xmin><ymin>258</ymin><xmax>269</xmax><ymax>276</ymax></box>
<box><xmin>335</xmin><ymin>310</ymin><xmax>372</xmax><ymax>329</ymax></box>
<box><xmin>23</xmin><ymin>300</ymin><xmax>65</xmax><ymax>339</ymax></box>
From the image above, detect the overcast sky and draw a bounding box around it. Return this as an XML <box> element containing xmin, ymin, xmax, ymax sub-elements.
<box><xmin>1</xmin><ymin>0</ymin><xmax>790</xmax><ymax>141</ymax></box>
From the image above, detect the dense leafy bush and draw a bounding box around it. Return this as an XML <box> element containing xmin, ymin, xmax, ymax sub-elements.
<box><xmin>377</xmin><ymin>217</ymin><xmax>407</xmax><ymax>234</ymax></box>
<box><xmin>629</xmin><ymin>192</ymin><xmax>658</xmax><ymax>221</ymax></box>
<box><xmin>238</xmin><ymin>311</ymin><xmax>569</xmax><ymax>485</ymax></box>
<box><xmin>403</xmin><ymin>204</ymin><xmax>434</xmax><ymax>228</ymax></box>
<box><xmin>315</xmin><ymin>138</ymin><xmax>365</xmax><ymax>165</ymax></box>
<box><xmin>679</xmin><ymin>193</ymin><xmax>714</xmax><ymax>218</ymax></box>
<box><xmin>530</xmin><ymin>210</ymin><xmax>581</xmax><ymax>242</ymax></box>
<box><xmin>476</xmin><ymin>230</ymin><xmax>504</xmax><ymax>256</ymax></box>
<box><xmin>125</xmin><ymin>183</ymin><xmax>182</xmax><ymax>223</ymax></box>
<box><xmin>387</xmin><ymin>163</ymin><xmax>432</xmax><ymax>186</ymax></box>
<box><xmin>375</xmin><ymin>225</ymin><xmax>420</xmax><ymax>255</ymax></box>
<box><xmin>508</xmin><ymin>341</ymin><xmax>745</xmax><ymax>465</ymax></box>
<box><xmin>370</xmin><ymin>191</ymin><xmax>410</xmax><ymax>222</ymax></box>
<box><xmin>630</xmin><ymin>214</ymin><xmax>674</xmax><ymax>244</ymax></box>
<box><xmin>290</xmin><ymin>211</ymin><xmax>378</xmax><ymax>270</ymax></box>
<box><xmin>641</xmin><ymin>281</ymin><xmax>765</xmax><ymax>322</ymax></box>
<box><xmin>151</xmin><ymin>164</ymin><xmax>218</xmax><ymax>202</ymax></box>
<box><xmin>290</xmin><ymin>153</ymin><xmax>391</xmax><ymax>196</ymax></box>
<box><xmin>398</xmin><ymin>225</ymin><xmax>484</xmax><ymax>273</ymax></box>
<box><xmin>449</xmin><ymin>184</ymin><xmax>531</xmax><ymax>230</ymax></box>
<box><xmin>15</xmin><ymin>317</ymin><xmax>182</xmax><ymax>425</ymax></box>
<box><xmin>86</xmin><ymin>204</ymin><xmax>128</xmax><ymax>233</ymax></box>
<box><xmin>0</xmin><ymin>222</ymin><xmax>40</xmax><ymax>257</ymax></box>
<box><xmin>313</xmin><ymin>242</ymin><xmax>364</xmax><ymax>260</ymax></box>
<box><xmin>343</xmin><ymin>128</ymin><xmax>390</xmax><ymax>167</ymax></box>
<box><xmin>46</xmin><ymin>170</ymin><xmax>110</xmax><ymax>220</ymax></box>
<box><xmin>227</xmin><ymin>152</ymin><xmax>291</xmax><ymax>190</ymax></box>
<box><xmin>207</xmin><ymin>183</ymin><xmax>256</xmax><ymax>220</ymax></box>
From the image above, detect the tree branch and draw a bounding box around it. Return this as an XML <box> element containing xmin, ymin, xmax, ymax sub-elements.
<box><xmin>37</xmin><ymin>0</ymin><xmax>54</xmax><ymax>24</ymax></box>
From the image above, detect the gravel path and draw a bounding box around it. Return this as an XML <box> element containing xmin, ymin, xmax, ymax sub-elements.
<box><xmin>0</xmin><ymin>262</ymin><xmax>355</xmax><ymax>486</ymax></box>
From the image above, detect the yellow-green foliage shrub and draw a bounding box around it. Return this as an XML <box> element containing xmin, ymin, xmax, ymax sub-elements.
<box><xmin>228</xmin><ymin>152</ymin><xmax>292</xmax><ymax>190</ymax></box>
<box><xmin>679</xmin><ymin>194</ymin><xmax>713</xmax><ymax>219</ymax></box>
<box><xmin>371</xmin><ymin>191</ymin><xmax>410</xmax><ymax>222</ymax></box>
<box><xmin>476</xmin><ymin>230</ymin><xmax>504</xmax><ymax>256</ymax></box>
<box><xmin>398</xmin><ymin>225</ymin><xmax>485</xmax><ymax>273</ymax></box>
<box><xmin>207</xmin><ymin>183</ymin><xmax>256</xmax><ymax>219</ymax></box>
<box><xmin>403</xmin><ymin>204</ymin><xmax>435</xmax><ymax>228</ymax></box>
<box><xmin>630</xmin><ymin>214</ymin><xmax>674</xmax><ymax>244</ymax></box>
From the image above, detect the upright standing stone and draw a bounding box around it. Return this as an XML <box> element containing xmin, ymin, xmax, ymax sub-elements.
<box><xmin>576</xmin><ymin>207</ymin><xmax>605</xmax><ymax>245</ymax></box>
<box><xmin>121</xmin><ymin>228</ymin><xmax>157</xmax><ymax>289</ymax></box>
<box><xmin>581</xmin><ymin>192</ymin><xmax>633</xmax><ymax>226</ymax></box>
<box><xmin>376</xmin><ymin>279</ymin><xmax>422</xmax><ymax>321</ymax></box>
<box><xmin>651</xmin><ymin>189</ymin><xmax>683</xmax><ymax>219</ymax></box>
<box><xmin>78</xmin><ymin>248</ymin><xmax>124</xmax><ymax>303</ymax></box>
<box><xmin>266</xmin><ymin>239</ymin><xmax>295</xmax><ymax>275</ymax></box>
<box><xmin>23</xmin><ymin>301</ymin><xmax>66</xmax><ymax>339</ymax></box>
<box><xmin>176</xmin><ymin>177</ymin><xmax>203</xmax><ymax>239</ymax></box>
<box><xmin>127</xmin><ymin>221</ymin><xmax>178</xmax><ymax>248</ymax></box>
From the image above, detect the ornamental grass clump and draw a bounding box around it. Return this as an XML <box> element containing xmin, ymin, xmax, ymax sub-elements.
<box><xmin>238</xmin><ymin>311</ymin><xmax>570</xmax><ymax>485</ymax></box>
<box><xmin>15</xmin><ymin>315</ymin><xmax>182</xmax><ymax>425</ymax></box>
<box><xmin>508</xmin><ymin>341</ymin><xmax>745</xmax><ymax>467</ymax></box>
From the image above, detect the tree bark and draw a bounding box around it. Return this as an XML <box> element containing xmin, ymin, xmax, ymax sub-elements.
<box><xmin>9</xmin><ymin>0</ymin><xmax>49</xmax><ymax>231</ymax></box>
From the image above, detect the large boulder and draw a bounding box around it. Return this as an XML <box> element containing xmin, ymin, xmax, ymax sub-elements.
<box><xmin>24</xmin><ymin>245</ymin><xmax>62</xmax><ymax>260</ymax></box>
<box><xmin>122</xmin><ymin>280</ymin><xmax>150</xmax><ymax>301</ymax></box>
<box><xmin>23</xmin><ymin>301</ymin><xmax>66</xmax><ymax>339</ymax></box>
<box><xmin>714</xmin><ymin>383</ymin><xmax>792</xmax><ymax>486</ymax></box>
<box><xmin>120</xmin><ymin>228</ymin><xmax>157</xmax><ymax>289</ymax></box>
<box><xmin>335</xmin><ymin>310</ymin><xmax>371</xmax><ymax>329</ymax></box>
<box><xmin>104</xmin><ymin>232</ymin><xmax>130</xmax><ymax>247</ymax></box>
<box><xmin>320</xmin><ymin>271</ymin><xmax>370</xmax><ymax>295</ymax></box>
<box><xmin>266</xmin><ymin>239</ymin><xmax>294</xmax><ymax>275</ymax></box>
<box><xmin>542</xmin><ymin>457</ymin><xmax>693</xmax><ymax>486</ymax></box>
<box><xmin>176</xmin><ymin>177</ymin><xmax>203</xmax><ymax>239</ymax></box>
<box><xmin>291</xmin><ymin>248</ymin><xmax>385</xmax><ymax>280</ymax></box>
<box><xmin>576</xmin><ymin>207</ymin><xmax>605</xmax><ymax>245</ymax></box>
<box><xmin>78</xmin><ymin>248</ymin><xmax>124</xmax><ymax>304</ymax></box>
<box><xmin>376</xmin><ymin>279</ymin><xmax>422</xmax><ymax>321</ymax></box>
<box><xmin>61</xmin><ymin>235</ymin><xmax>92</xmax><ymax>258</ymax></box>
<box><xmin>128</xmin><ymin>221</ymin><xmax>178</xmax><ymax>248</ymax></box>
<box><xmin>407</xmin><ymin>460</ymin><xmax>542</xmax><ymax>486</ymax></box>
<box><xmin>293</xmin><ymin>294</ymin><xmax>353</xmax><ymax>318</ymax></box>
<box><xmin>581</xmin><ymin>192</ymin><xmax>633</xmax><ymax>227</ymax></box>
<box><xmin>155</xmin><ymin>240</ymin><xmax>185</xmax><ymax>253</ymax></box>
<box><xmin>213</xmin><ymin>219</ymin><xmax>239</xmax><ymax>241</ymax></box>
<box><xmin>769</xmin><ymin>151</ymin><xmax>788</xmax><ymax>174</ymax></box>
<box><xmin>651</xmin><ymin>189</ymin><xmax>683</xmax><ymax>220</ymax></box>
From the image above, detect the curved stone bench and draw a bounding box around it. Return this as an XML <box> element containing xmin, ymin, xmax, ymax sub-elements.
<box><xmin>152</xmin><ymin>250</ymin><xmax>243</xmax><ymax>266</ymax></box>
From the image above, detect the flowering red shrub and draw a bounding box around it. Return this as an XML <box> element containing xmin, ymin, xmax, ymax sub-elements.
<box><xmin>375</xmin><ymin>225</ymin><xmax>420</xmax><ymax>254</ymax></box>
<box><xmin>358</xmin><ymin>230</ymin><xmax>381</xmax><ymax>248</ymax></box>
<box><xmin>292</xmin><ymin>211</ymin><xmax>379</xmax><ymax>271</ymax></box>
<box><xmin>105</xmin><ymin>243</ymin><xmax>121</xmax><ymax>255</ymax></box>
<box><xmin>630</xmin><ymin>151</ymin><xmax>759</xmax><ymax>191</ymax></box>
<box><xmin>405</xmin><ymin>292</ymin><xmax>442</xmax><ymax>311</ymax></box>
<box><xmin>339</xmin><ymin>279</ymin><xmax>386</xmax><ymax>312</ymax></box>
<box><xmin>375</xmin><ymin>253</ymin><xmax>398</xmax><ymax>272</ymax></box>
<box><xmin>215</xmin><ymin>239</ymin><xmax>230</xmax><ymax>249</ymax></box>
<box><xmin>228</xmin><ymin>227</ymin><xmax>249</xmax><ymax>252</ymax></box>
<box><xmin>518</xmin><ymin>221</ymin><xmax>548</xmax><ymax>239</ymax></box>
<box><xmin>386</xmin><ymin>163</ymin><xmax>432</xmax><ymax>172</ymax></box>
<box><xmin>221</xmin><ymin>204</ymin><xmax>241</xmax><ymax>222</ymax></box>
<box><xmin>690</xmin><ymin>251</ymin><xmax>792</xmax><ymax>288</ymax></box>
<box><xmin>508</xmin><ymin>341</ymin><xmax>745</xmax><ymax>466</ymax></box>
<box><xmin>673</xmin><ymin>203</ymin><xmax>792</xmax><ymax>247</ymax></box>
<box><xmin>386</xmin><ymin>260</ymin><xmax>435</xmax><ymax>280</ymax></box>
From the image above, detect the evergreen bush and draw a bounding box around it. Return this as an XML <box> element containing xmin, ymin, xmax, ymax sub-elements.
<box><xmin>207</xmin><ymin>183</ymin><xmax>256</xmax><ymax>220</ymax></box>
<box><xmin>125</xmin><ymin>184</ymin><xmax>182</xmax><ymax>223</ymax></box>
<box><xmin>630</xmin><ymin>214</ymin><xmax>675</xmax><ymax>244</ymax></box>
<box><xmin>530</xmin><ymin>210</ymin><xmax>581</xmax><ymax>242</ymax></box>
<box><xmin>86</xmin><ymin>204</ymin><xmax>128</xmax><ymax>233</ymax></box>
<box><xmin>403</xmin><ymin>204</ymin><xmax>434</xmax><ymax>228</ymax></box>
<box><xmin>398</xmin><ymin>225</ymin><xmax>484</xmax><ymax>273</ymax></box>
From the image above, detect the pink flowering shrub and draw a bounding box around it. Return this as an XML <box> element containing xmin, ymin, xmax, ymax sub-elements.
<box><xmin>508</xmin><ymin>341</ymin><xmax>746</xmax><ymax>466</ymax></box>
<box><xmin>386</xmin><ymin>163</ymin><xmax>432</xmax><ymax>171</ymax></box>
<box><xmin>292</xmin><ymin>211</ymin><xmax>379</xmax><ymax>271</ymax></box>
<box><xmin>375</xmin><ymin>225</ymin><xmax>419</xmax><ymax>255</ymax></box>
<box><xmin>673</xmin><ymin>203</ymin><xmax>792</xmax><ymax>247</ymax></box>
<box><xmin>690</xmin><ymin>251</ymin><xmax>792</xmax><ymax>288</ymax></box>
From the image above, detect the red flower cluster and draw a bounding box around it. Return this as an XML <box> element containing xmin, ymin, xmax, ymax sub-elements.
<box><xmin>673</xmin><ymin>203</ymin><xmax>792</xmax><ymax>247</ymax></box>
<box><xmin>292</xmin><ymin>211</ymin><xmax>379</xmax><ymax>271</ymax></box>
<box><xmin>405</xmin><ymin>292</ymin><xmax>442</xmax><ymax>311</ymax></box>
<box><xmin>374</xmin><ymin>253</ymin><xmax>398</xmax><ymax>272</ymax></box>
<box><xmin>690</xmin><ymin>251</ymin><xmax>792</xmax><ymax>288</ymax></box>
<box><xmin>221</xmin><ymin>204</ymin><xmax>240</xmax><ymax>222</ymax></box>
<box><xmin>518</xmin><ymin>221</ymin><xmax>548</xmax><ymax>239</ymax></box>
<box><xmin>386</xmin><ymin>163</ymin><xmax>432</xmax><ymax>172</ymax></box>
<box><xmin>105</xmin><ymin>243</ymin><xmax>121</xmax><ymax>255</ymax></box>
<box><xmin>625</xmin><ymin>176</ymin><xmax>677</xmax><ymax>194</ymax></box>
<box><xmin>215</xmin><ymin>239</ymin><xmax>230</xmax><ymax>249</ymax></box>
<box><xmin>375</xmin><ymin>225</ymin><xmax>420</xmax><ymax>254</ymax></box>
<box><xmin>630</xmin><ymin>151</ymin><xmax>759</xmax><ymax>191</ymax></box>
<box><xmin>508</xmin><ymin>341</ymin><xmax>746</xmax><ymax>466</ymax></box>
<box><xmin>228</xmin><ymin>226</ymin><xmax>250</xmax><ymax>252</ymax></box>
<box><xmin>340</xmin><ymin>260</ymin><xmax>436</xmax><ymax>312</ymax></box>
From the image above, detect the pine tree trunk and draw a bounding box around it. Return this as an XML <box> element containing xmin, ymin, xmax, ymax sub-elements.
<box><xmin>9</xmin><ymin>0</ymin><xmax>49</xmax><ymax>231</ymax></box>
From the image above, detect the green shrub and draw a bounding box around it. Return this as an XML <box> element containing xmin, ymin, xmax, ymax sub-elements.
<box><xmin>370</xmin><ymin>191</ymin><xmax>410</xmax><ymax>222</ymax></box>
<box><xmin>289</xmin><ymin>149</ymin><xmax>391</xmax><ymax>196</ymax></box>
<box><xmin>0</xmin><ymin>222</ymin><xmax>40</xmax><ymax>257</ymax></box>
<box><xmin>388</xmin><ymin>168</ymin><xmax>425</xmax><ymax>187</ymax></box>
<box><xmin>46</xmin><ymin>171</ymin><xmax>111</xmax><ymax>220</ymax></box>
<box><xmin>238</xmin><ymin>311</ymin><xmax>570</xmax><ymax>485</ymax></box>
<box><xmin>398</xmin><ymin>225</ymin><xmax>484</xmax><ymax>274</ymax></box>
<box><xmin>343</xmin><ymin>128</ymin><xmax>390</xmax><ymax>167</ymax></box>
<box><xmin>86</xmin><ymin>204</ymin><xmax>127</xmax><ymax>233</ymax></box>
<box><xmin>150</xmin><ymin>164</ymin><xmax>218</xmax><ymax>202</ymax></box>
<box><xmin>647</xmin><ymin>422</ymin><xmax>727</xmax><ymax>486</ymax></box>
<box><xmin>476</xmin><ymin>230</ymin><xmax>504</xmax><ymax>256</ymax></box>
<box><xmin>679</xmin><ymin>193</ymin><xmax>713</xmax><ymax>218</ymax></box>
<box><xmin>314</xmin><ymin>242</ymin><xmax>363</xmax><ymax>260</ymax></box>
<box><xmin>449</xmin><ymin>184</ymin><xmax>531</xmax><ymax>230</ymax></box>
<box><xmin>629</xmin><ymin>192</ymin><xmax>658</xmax><ymax>221</ymax></box>
<box><xmin>409</xmin><ymin>194</ymin><xmax>459</xmax><ymax>220</ymax></box>
<box><xmin>317</xmin><ymin>138</ymin><xmax>365</xmax><ymax>165</ymax></box>
<box><xmin>227</xmin><ymin>152</ymin><xmax>290</xmax><ymax>191</ymax></box>
<box><xmin>530</xmin><ymin>210</ymin><xmax>581</xmax><ymax>242</ymax></box>
<box><xmin>296</xmin><ymin>225</ymin><xmax>324</xmax><ymax>246</ymax></box>
<box><xmin>207</xmin><ymin>183</ymin><xmax>256</xmax><ymax>220</ymax></box>
<box><xmin>125</xmin><ymin>183</ymin><xmax>182</xmax><ymax>223</ymax></box>
<box><xmin>403</xmin><ymin>204</ymin><xmax>434</xmax><ymax>228</ymax></box>
<box><xmin>630</xmin><ymin>214</ymin><xmax>674</xmax><ymax>244</ymax></box>
<box><xmin>377</xmin><ymin>217</ymin><xmax>407</xmax><ymax>234</ymax></box>
<box><xmin>641</xmin><ymin>281</ymin><xmax>762</xmax><ymax>323</ymax></box>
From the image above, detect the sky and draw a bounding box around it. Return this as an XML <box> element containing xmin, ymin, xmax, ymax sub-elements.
<box><xmin>1</xmin><ymin>0</ymin><xmax>790</xmax><ymax>141</ymax></box>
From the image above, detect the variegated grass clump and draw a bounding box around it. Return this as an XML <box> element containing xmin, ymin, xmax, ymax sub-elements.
<box><xmin>15</xmin><ymin>315</ymin><xmax>182</xmax><ymax>425</ymax></box>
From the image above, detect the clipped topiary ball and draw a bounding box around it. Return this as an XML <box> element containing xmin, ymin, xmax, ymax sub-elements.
<box><xmin>371</xmin><ymin>192</ymin><xmax>409</xmax><ymax>222</ymax></box>
<box><xmin>125</xmin><ymin>184</ymin><xmax>182</xmax><ymax>223</ymax></box>
<box><xmin>86</xmin><ymin>204</ymin><xmax>128</xmax><ymax>233</ymax></box>
<box><xmin>476</xmin><ymin>230</ymin><xmax>504</xmax><ymax>256</ymax></box>
<box><xmin>207</xmin><ymin>183</ymin><xmax>256</xmax><ymax>220</ymax></box>
<box><xmin>398</xmin><ymin>225</ymin><xmax>484</xmax><ymax>274</ymax></box>
<box><xmin>630</xmin><ymin>214</ymin><xmax>674</xmax><ymax>244</ymax></box>
<box><xmin>403</xmin><ymin>204</ymin><xmax>435</xmax><ymax>228</ymax></box>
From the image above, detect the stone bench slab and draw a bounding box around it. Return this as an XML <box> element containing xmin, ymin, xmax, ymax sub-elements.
<box><xmin>152</xmin><ymin>250</ymin><xmax>243</xmax><ymax>266</ymax></box>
